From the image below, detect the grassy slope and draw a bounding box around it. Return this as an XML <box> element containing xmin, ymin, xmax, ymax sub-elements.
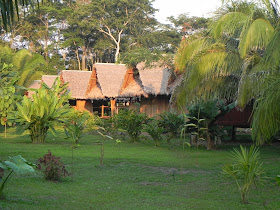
<box><xmin>0</xmin><ymin>128</ymin><xmax>279</xmax><ymax>209</ymax></box>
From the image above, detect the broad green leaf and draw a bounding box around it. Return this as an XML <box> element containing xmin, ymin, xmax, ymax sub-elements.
<box><xmin>4</xmin><ymin>155</ymin><xmax>35</xmax><ymax>174</ymax></box>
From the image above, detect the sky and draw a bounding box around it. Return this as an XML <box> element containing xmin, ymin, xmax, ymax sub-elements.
<box><xmin>153</xmin><ymin>0</ymin><xmax>222</xmax><ymax>23</ymax></box>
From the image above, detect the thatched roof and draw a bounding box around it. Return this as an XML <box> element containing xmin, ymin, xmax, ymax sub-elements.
<box><xmin>28</xmin><ymin>63</ymin><xmax>173</xmax><ymax>100</ymax></box>
<box><xmin>94</xmin><ymin>63</ymin><xmax>127</xmax><ymax>98</ymax></box>
<box><xmin>85</xmin><ymin>68</ymin><xmax>103</xmax><ymax>99</ymax></box>
<box><xmin>137</xmin><ymin>62</ymin><xmax>171</xmax><ymax>95</ymax></box>
<box><xmin>27</xmin><ymin>80</ymin><xmax>41</xmax><ymax>97</ymax></box>
<box><xmin>61</xmin><ymin>70</ymin><xmax>92</xmax><ymax>99</ymax></box>
<box><xmin>119</xmin><ymin>76</ymin><xmax>147</xmax><ymax>97</ymax></box>
<box><xmin>41</xmin><ymin>75</ymin><xmax>59</xmax><ymax>88</ymax></box>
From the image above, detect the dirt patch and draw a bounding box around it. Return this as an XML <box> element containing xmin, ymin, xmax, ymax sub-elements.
<box><xmin>140</xmin><ymin>165</ymin><xmax>212</xmax><ymax>175</ymax></box>
<box><xmin>139</xmin><ymin>181</ymin><xmax>168</xmax><ymax>186</ymax></box>
<box><xmin>118</xmin><ymin>162</ymin><xmax>212</xmax><ymax>175</ymax></box>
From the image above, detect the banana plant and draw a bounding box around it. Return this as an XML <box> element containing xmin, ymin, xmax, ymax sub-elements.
<box><xmin>11</xmin><ymin>78</ymin><xmax>72</xmax><ymax>143</ymax></box>
<box><xmin>0</xmin><ymin>155</ymin><xmax>35</xmax><ymax>199</ymax></box>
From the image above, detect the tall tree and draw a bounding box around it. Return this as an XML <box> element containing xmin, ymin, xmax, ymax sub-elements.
<box><xmin>62</xmin><ymin>3</ymin><xmax>105</xmax><ymax>70</ymax></box>
<box><xmin>88</xmin><ymin>0</ymin><xmax>157</xmax><ymax>62</ymax></box>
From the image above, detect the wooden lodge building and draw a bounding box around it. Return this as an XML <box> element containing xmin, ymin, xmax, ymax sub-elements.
<box><xmin>29</xmin><ymin>63</ymin><xmax>176</xmax><ymax>118</ymax></box>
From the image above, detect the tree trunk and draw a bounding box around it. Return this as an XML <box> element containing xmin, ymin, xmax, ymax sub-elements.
<box><xmin>115</xmin><ymin>42</ymin><xmax>120</xmax><ymax>62</ymax></box>
<box><xmin>75</xmin><ymin>48</ymin><xmax>81</xmax><ymax>70</ymax></box>
<box><xmin>44</xmin><ymin>19</ymin><xmax>49</xmax><ymax>61</ymax></box>
<box><xmin>29</xmin><ymin>123</ymin><xmax>49</xmax><ymax>143</ymax></box>
<box><xmin>82</xmin><ymin>46</ymin><xmax>87</xmax><ymax>70</ymax></box>
<box><xmin>206</xmin><ymin>130</ymin><xmax>215</xmax><ymax>150</ymax></box>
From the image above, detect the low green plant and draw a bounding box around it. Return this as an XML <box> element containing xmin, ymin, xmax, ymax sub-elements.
<box><xmin>183</xmin><ymin>109</ymin><xmax>208</xmax><ymax>148</ymax></box>
<box><xmin>112</xmin><ymin>109</ymin><xmax>147</xmax><ymax>142</ymax></box>
<box><xmin>0</xmin><ymin>155</ymin><xmax>35</xmax><ymax>199</ymax></box>
<box><xmin>222</xmin><ymin>145</ymin><xmax>264</xmax><ymax>204</ymax></box>
<box><xmin>64</xmin><ymin>110</ymin><xmax>101</xmax><ymax>144</ymax></box>
<box><xmin>186</xmin><ymin>99</ymin><xmax>234</xmax><ymax>149</ymax></box>
<box><xmin>37</xmin><ymin>150</ymin><xmax>70</xmax><ymax>181</ymax></box>
<box><xmin>144</xmin><ymin>118</ymin><xmax>164</xmax><ymax>147</ymax></box>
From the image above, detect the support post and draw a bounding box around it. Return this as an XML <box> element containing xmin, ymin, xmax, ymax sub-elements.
<box><xmin>110</xmin><ymin>99</ymin><xmax>116</xmax><ymax>116</ymax></box>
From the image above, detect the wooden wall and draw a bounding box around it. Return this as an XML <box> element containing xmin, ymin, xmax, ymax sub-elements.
<box><xmin>75</xmin><ymin>100</ymin><xmax>94</xmax><ymax>113</ymax></box>
<box><xmin>139</xmin><ymin>95</ymin><xmax>170</xmax><ymax>118</ymax></box>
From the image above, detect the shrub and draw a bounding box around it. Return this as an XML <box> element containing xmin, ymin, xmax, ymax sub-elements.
<box><xmin>144</xmin><ymin>118</ymin><xmax>164</xmax><ymax>146</ymax></box>
<box><xmin>37</xmin><ymin>151</ymin><xmax>70</xmax><ymax>181</ymax></box>
<box><xmin>222</xmin><ymin>145</ymin><xmax>264</xmax><ymax>204</ymax></box>
<box><xmin>158</xmin><ymin>112</ymin><xmax>185</xmax><ymax>144</ymax></box>
<box><xmin>64</xmin><ymin>110</ymin><xmax>101</xmax><ymax>144</ymax></box>
<box><xmin>186</xmin><ymin>99</ymin><xmax>234</xmax><ymax>149</ymax></box>
<box><xmin>112</xmin><ymin>109</ymin><xmax>147</xmax><ymax>142</ymax></box>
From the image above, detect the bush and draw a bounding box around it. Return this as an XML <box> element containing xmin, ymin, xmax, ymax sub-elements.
<box><xmin>112</xmin><ymin>109</ymin><xmax>147</xmax><ymax>142</ymax></box>
<box><xmin>186</xmin><ymin>99</ymin><xmax>234</xmax><ymax>149</ymax></box>
<box><xmin>64</xmin><ymin>110</ymin><xmax>101</xmax><ymax>144</ymax></box>
<box><xmin>144</xmin><ymin>118</ymin><xmax>164</xmax><ymax>146</ymax></box>
<box><xmin>158</xmin><ymin>112</ymin><xmax>185</xmax><ymax>143</ymax></box>
<box><xmin>37</xmin><ymin>151</ymin><xmax>70</xmax><ymax>181</ymax></box>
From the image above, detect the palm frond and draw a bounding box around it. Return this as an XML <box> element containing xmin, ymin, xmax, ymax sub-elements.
<box><xmin>239</xmin><ymin>18</ymin><xmax>275</xmax><ymax>58</ymax></box>
<box><xmin>237</xmin><ymin>30</ymin><xmax>280</xmax><ymax>108</ymax></box>
<box><xmin>174</xmin><ymin>37</ymin><xmax>214</xmax><ymax>74</ymax></box>
<box><xmin>252</xmin><ymin>73</ymin><xmax>280</xmax><ymax>144</ymax></box>
<box><xmin>174</xmin><ymin>50</ymin><xmax>242</xmax><ymax>108</ymax></box>
<box><xmin>211</xmin><ymin>12</ymin><xmax>249</xmax><ymax>39</ymax></box>
<box><xmin>12</xmin><ymin>49</ymin><xmax>32</xmax><ymax>70</ymax></box>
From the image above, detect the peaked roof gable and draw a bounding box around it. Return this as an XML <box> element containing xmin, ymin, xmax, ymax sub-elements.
<box><xmin>119</xmin><ymin>68</ymin><xmax>146</xmax><ymax>97</ymax></box>
<box><xmin>94</xmin><ymin>63</ymin><xmax>127</xmax><ymax>98</ymax></box>
<box><xmin>85</xmin><ymin>68</ymin><xmax>103</xmax><ymax>99</ymax></box>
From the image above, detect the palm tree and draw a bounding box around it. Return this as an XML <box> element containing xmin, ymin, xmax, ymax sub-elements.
<box><xmin>0</xmin><ymin>0</ymin><xmax>65</xmax><ymax>31</ymax></box>
<box><xmin>0</xmin><ymin>45</ymin><xmax>47</xmax><ymax>87</ymax></box>
<box><xmin>173</xmin><ymin>0</ymin><xmax>280</xmax><ymax>144</ymax></box>
<box><xmin>173</xmin><ymin>36</ymin><xmax>242</xmax><ymax>109</ymax></box>
<box><xmin>12</xmin><ymin>49</ymin><xmax>46</xmax><ymax>87</ymax></box>
<box><xmin>0</xmin><ymin>0</ymin><xmax>31</xmax><ymax>30</ymax></box>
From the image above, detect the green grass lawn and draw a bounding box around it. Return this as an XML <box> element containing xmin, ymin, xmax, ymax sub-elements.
<box><xmin>0</xmin><ymin>128</ymin><xmax>280</xmax><ymax>209</ymax></box>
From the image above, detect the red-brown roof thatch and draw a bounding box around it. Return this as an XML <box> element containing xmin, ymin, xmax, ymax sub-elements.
<box><xmin>28</xmin><ymin>62</ymin><xmax>175</xmax><ymax>100</ymax></box>
<box><xmin>85</xmin><ymin>68</ymin><xmax>103</xmax><ymax>99</ymax></box>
